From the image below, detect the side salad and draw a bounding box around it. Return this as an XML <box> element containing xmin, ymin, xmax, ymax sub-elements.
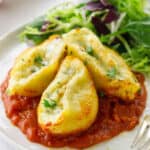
<box><xmin>20</xmin><ymin>0</ymin><xmax>150</xmax><ymax>75</ymax></box>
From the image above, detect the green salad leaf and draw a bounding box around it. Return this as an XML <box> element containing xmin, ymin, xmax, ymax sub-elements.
<box><xmin>125</xmin><ymin>18</ymin><xmax>150</xmax><ymax>47</ymax></box>
<box><xmin>122</xmin><ymin>46</ymin><xmax>150</xmax><ymax>74</ymax></box>
<box><xmin>109</xmin><ymin>0</ymin><xmax>147</xmax><ymax>20</ymax></box>
<box><xmin>20</xmin><ymin>3</ymin><xmax>94</xmax><ymax>44</ymax></box>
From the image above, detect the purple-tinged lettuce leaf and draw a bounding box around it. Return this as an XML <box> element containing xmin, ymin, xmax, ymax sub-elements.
<box><xmin>86</xmin><ymin>0</ymin><xmax>115</xmax><ymax>11</ymax></box>
<box><xmin>103</xmin><ymin>9</ymin><xmax>119</xmax><ymax>23</ymax></box>
<box><xmin>86</xmin><ymin>1</ymin><xmax>105</xmax><ymax>11</ymax></box>
<box><xmin>100</xmin><ymin>0</ymin><xmax>114</xmax><ymax>9</ymax></box>
<box><xmin>92</xmin><ymin>16</ymin><xmax>109</xmax><ymax>35</ymax></box>
<box><xmin>40</xmin><ymin>21</ymin><xmax>51</xmax><ymax>32</ymax></box>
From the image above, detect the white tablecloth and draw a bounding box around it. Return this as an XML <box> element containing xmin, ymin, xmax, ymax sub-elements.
<box><xmin>0</xmin><ymin>0</ymin><xmax>59</xmax><ymax>149</ymax></box>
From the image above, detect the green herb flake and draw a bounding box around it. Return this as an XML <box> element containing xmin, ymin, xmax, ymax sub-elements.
<box><xmin>21</xmin><ymin>58</ymin><xmax>25</xmax><ymax>62</ymax></box>
<box><xmin>43</xmin><ymin>99</ymin><xmax>57</xmax><ymax>109</ymax></box>
<box><xmin>84</xmin><ymin>59</ymin><xmax>88</xmax><ymax>65</ymax></box>
<box><xmin>86</xmin><ymin>46</ymin><xmax>94</xmax><ymax>56</ymax></box>
<box><xmin>69</xmin><ymin>51</ymin><xmax>73</xmax><ymax>55</ymax></box>
<box><xmin>31</xmin><ymin>68</ymin><xmax>36</xmax><ymax>73</ymax></box>
<box><xmin>107</xmin><ymin>67</ymin><xmax>117</xmax><ymax>79</ymax></box>
<box><xmin>57</xmin><ymin>81</ymin><xmax>61</xmax><ymax>85</ymax></box>
<box><xmin>34</xmin><ymin>56</ymin><xmax>43</xmax><ymax>64</ymax></box>
<box><xmin>137</xmin><ymin>88</ymin><xmax>142</xmax><ymax>95</ymax></box>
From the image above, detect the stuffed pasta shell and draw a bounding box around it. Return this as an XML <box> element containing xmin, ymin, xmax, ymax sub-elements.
<box><xmin>7</xmin><ymin>35</ymin><xmax>66</xmax><ymax>96</ymax></box>
<box><xmin>63</xmin><ymin>28</ymin><xmax>140</xmax><ymax>101</ymax></box>
<box><xmin>37</xmin><ymin>56</ymin><xmax>98</xmax><ymax>135</ymax></box>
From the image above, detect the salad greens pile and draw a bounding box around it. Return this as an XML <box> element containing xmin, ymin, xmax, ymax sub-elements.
<box><xmin>20</xmin><ymin>0</ymin><xmax>150</xmax><ymax>75</ymax></box>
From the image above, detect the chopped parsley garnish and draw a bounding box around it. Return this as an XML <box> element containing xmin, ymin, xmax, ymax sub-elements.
<box><xmin>69</xmin><ymin>51</ymin><xmax>73</xmax><ymax>55</ymax></box>
<box><xmin>138</xmin><ymin>88</ymin><xmax>142</xmax><ymax>95</ymax></box>
<box><xmin>57</xmin><ymin>81</ymin><xmax>61</xmax><ymax>85</ymax></box>
<box><xmin>86</xmin><ymin>46</ymin><xmax>94</xmax><ymax>56</ymax></box>
<box><xmin>84</xmin><ymin>59</ymin><xmax>88</xmax><ymax>65</ymax></box>
<box><xmin>107</xmin><ymin>67</ymin><xmax>117</xmax><ymax>79</ymax></box>
<box><xmin>43</xmin><ymin>99</ymin><xmax>57</xmax><ymax>109</ymax></box>
<box><xmin>21</xmin><ymin>58</ymin><xmax>25</xmax><ymax>62</ymax></box>
<box><xmin>31</xmin><ymin>69</ymin><xmax>36</xmax><ymax>73</ymax></box>
<box><xmin>34</xmin><ymin>56</ymin><xmax>43</xmax><ymax>65</ymax></box>
<box><xmin>86</xmin><ymin>46</ymin><xmax>99</xmax><ymax>59</ymax></box>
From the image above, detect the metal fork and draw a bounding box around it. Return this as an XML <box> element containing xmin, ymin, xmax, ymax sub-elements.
<box><xmin>131</xmin><ymin>115</ymin><xmax>150</xmax><ymax>150</ymax></box>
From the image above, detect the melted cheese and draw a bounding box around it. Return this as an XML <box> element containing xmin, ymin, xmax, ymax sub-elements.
<box><xmin>7</xmin><ymin>35</ymin><xmax>66</xmax><ymax>96</ymax></box>
<box><xmin>37</xmin><ymin>56</ymin><xmax>98</xmax><ymax>135</ymax></box>
<box><xmin>63</xmin><ymin>28</ymin><xmax>140</xmax><ymax>100</ymax></box>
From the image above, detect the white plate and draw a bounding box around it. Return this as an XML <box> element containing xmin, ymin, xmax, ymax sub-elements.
<box><xmin>0</xmin><ymin>1</ymin><xmax>150</xmax><ymax>150</ymax></box>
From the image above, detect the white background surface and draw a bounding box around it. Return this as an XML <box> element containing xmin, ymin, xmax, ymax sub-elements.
<box><xmin>0</xmin><ymin>0</ymin><xmax>55</xmax><ymax>36</ymax></box>
<box><xmin>0</xmin><ymin>0</ymin><xmax>57</xmax><ymax>149</ymax></box>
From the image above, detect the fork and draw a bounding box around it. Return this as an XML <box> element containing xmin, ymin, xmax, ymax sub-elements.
<box><xmin>131</xmin><ymin>115</ymin><xmax>150</xmax><ymax>150</ymax></box>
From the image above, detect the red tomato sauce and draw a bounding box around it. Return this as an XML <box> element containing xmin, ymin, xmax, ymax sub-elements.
<box><xmin>0</xmin><ymin>73</ymin><xmax>147</xmax><ymax>149</ymax></box>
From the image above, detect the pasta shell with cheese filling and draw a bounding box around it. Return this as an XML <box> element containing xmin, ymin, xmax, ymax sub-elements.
<box><xmin>63</xmin><ymin>28</ymin><xmax>140</xmax><ymax>101</ymax></box>
<box><xmin>37</xmin><ymin>56</ymin><xmax>98</xmax><ymax>135</ymax></box>
<box><xmin>7</xmin><ymin>35</ymin><xmax>66</xmax><ymax>96</ymax></box>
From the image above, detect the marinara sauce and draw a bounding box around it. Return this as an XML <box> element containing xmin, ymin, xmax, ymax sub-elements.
<box><xmin>0</xmin><ymin>73</ymin><xmax>147</xmax><ymax>149</ymax></box>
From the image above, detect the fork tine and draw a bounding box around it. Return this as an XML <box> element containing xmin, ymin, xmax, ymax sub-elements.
<box><xmin>137</xmin><ymin>138</ymin><xmax>150</xmax><ymax>150</ymax></box>
<box><xmin>137</xmin><ymin>125</ymin><xmax>150</xmax><ymax>150</ymax></box>
<box><xmin>131</xmin><ymin>116</ymin><xmax>148</xmax><ymax>148</ymax></box>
